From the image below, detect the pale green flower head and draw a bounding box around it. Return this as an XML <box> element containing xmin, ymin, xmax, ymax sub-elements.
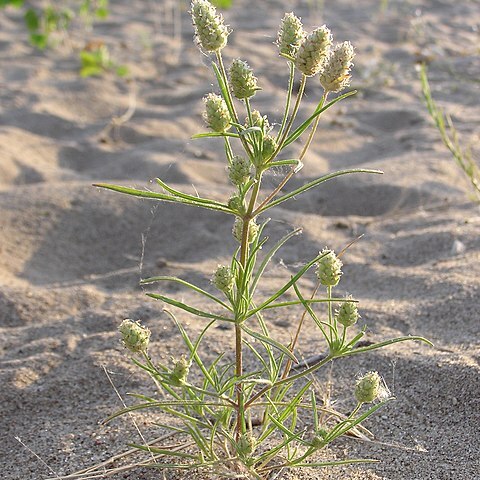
<box><xmin>245</xmin><ymin>109</ymin><xmax>270</xmax><ymax>134</ymax></box>
<box><xmin>261</xmin><ymin>134</ymin><xmax>278</xmax><ymax>163</ymax></box>
<box><xmin>233</xmin><ymin>217</ymin><xmax>259</xmax><ymax>243</ymax></box>
<box><xmin>320</xmin><ymin>41</ymin><xmax>355</xmax><ymax>93</ymax></box>
<box><xmin>355</xmin><ymin>371</ymin><xmax>381</xmax><ymax>403</ymax></box>
<box><xmin>237</xmin><ymin>432</ymin><xmax>257</xmax><ymax>457</ymax></box>
<box><xmin>229</xmin><ymin>59</ymin><xmax>260</xmax><ymax>99</ymax></box>
<box><xmin>203</xmin><ymin>92</ymin><xmax>231</xmax><ymax>132</ymax></box>
<box><xmin>310</xmin><ymin>428</ymin><xmax>328</xmax><ymax>449</ymax></box>
<box><xmin>315</xmin><ymin>248</ymin><xmax>342</xmax><ymax>287</ymax></box>
<box><xmin>277</xmin><ymin>12</ymin><xmax>305</xmax><ymax>58</ymax></box>
<box><xmin>170</xmin><ymin>355</ymin><xmax>190</xmax><ymax>387</ymax></box>
<box><xmin>228</xmin><ymin>155</ymin><xmax>251</xmax><ymax>186</ymax></box>
<box><xmin>212</xmin><ymin>265</ymin><xmax>235</xmax><ymax>293</ymax></box>
<box><xmin>295</xmin><ymin>25</ymin><xmax>333</xmax><ymax>76</ymax></box>
<box><xmin>336</xmin><ymin>295</ymin><xmax>359</xmax><ymax>327</ymax></box>
<box><xmin>227</xmin><ymin>194</ymin><xmax>245</xmax><ymax>214</ymax></box>
<box><xmin>191</xmin><ymin>0</ymin><xmax>229</xmax><ymax>52</ymax></box>
<box><xmin>118</xmin><ymin>319</ymin><xmax>150</xmax><ymax>354</ymax></box>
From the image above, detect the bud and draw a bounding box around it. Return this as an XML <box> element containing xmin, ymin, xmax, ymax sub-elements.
<box><xmin>228</xmin><ymin>194</ymin><xmax>245</xmax><ymax>214</ymax></box>
<box><xmin>315</xmin><ymin>248</ymin><xmax>342</xmax><ymax>287</ymax></box>
<box><xmin>261</xmin><ymin>135</ymin><xmax>277</xmax><ymax>162</ymax></box>
<box><xmin>237</xmin><ymin>432</ymin><xmax>257</xmax><ymax>456</ymax></box>
<box><xmin>170</xmin><ymin>355</ymin><xmax>190</xmax><ymax>387</ymax></box>
<box><xmin>212</xmin><ymin>265</ymin><xmax>235</xmax><ymax>293</ymax></box>
<box><xmin>355</xmin><ymin>371</ymin><xmax>381</xmax><ymax>403</ymax></box>
<box><xmin>295</xmin><ymin>25</ymin><xmax>333</xmax><ymax>77</ymax></box>
<box><xmin>118</xmin><ymin>319</ymin><xmax>150</xmax><ymax>354</ymax></box>
<box><xmin>203</xmin><ymin>93</ymin><xmax>231</xmax><ymax>132</ymax></box>
<box><xmin>310</xmin><ymin>428</ymin><xmax>328</xmax><ymax>449</ymax></box>
<box><xmin>229</xmin><ymin>59</ymin><xmax>260</xmax><ymax>99</ymax></box>
<box><xmin>245</xmin><ymin>109</ymin><xmax>270</xmax><ymax>133</ymax></box>
<box><xmin>228</xmin><ymin>155</ymin><xmax>251</xmax><ymax>185</ymax></box>
<box><xmin>191</xmin><ymin>0</ymin><xmax>229</xmax><ymax>52</ymax></box>
<box><xmin>232</xmin><ymin>217</ymin><xmax>259</xmax><ymax>243</ymax></box>
<box><xmin>320</xmin><ymin>41</ymin><xmax>355</xmax><ymax>93</ymax></box>
<box><xmin>335</xmin><ymin>295</ymin><xmax>359</xmax><ymax>327</ymax></box>
<box><xmin>277</xmin><ymin>12</ymin><xmax>305</xmax><ymax>58</ymax></box>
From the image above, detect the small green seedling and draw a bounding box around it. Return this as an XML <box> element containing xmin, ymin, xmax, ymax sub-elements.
<box><xmin>420</xmin><ymin>64</ymin><xmax>480</xmax><ymax>202</ymax></box>
<box><xmin>80</xmin><ymin>43</ymin><xmax>128</xmax><ymax>77</ymax></box>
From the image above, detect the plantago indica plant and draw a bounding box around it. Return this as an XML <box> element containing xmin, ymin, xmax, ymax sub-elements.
<box><xmin>94</xmin><ymin>2</ymin><xmax>432</xmax><ymax>478</ymax></box>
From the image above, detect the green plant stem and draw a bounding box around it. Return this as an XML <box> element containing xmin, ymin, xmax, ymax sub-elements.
<box><xmin>224</xmin><ymin>137</ymin><xmax>234</xmax><ymax>164</ymax></box>
<box><xmin>276</xmin><ymin>60</ymin><xmax>295</xmax><ymax>142</ymax></box>
<box><xmin>253</xmin><ymin>91</ymin><xmax>328</xmax><ymax>216</ymax></box>
<box><xmin>420</xmin><ymin>64</ymin><xmax>480</xmax><ymax>200</ymax></box>
<box><xmin>235</xmin><ymin>170</ymin><xmax>264</xmax><ymax>438</ymax></box>
<box><xmin>275</xmin><ymin>73</ymin><xmax>307</xmax><ymax>156</ymax></box>
<box><xmin>245</xmin><ymin>97</ymin><xmax>259</xmax><ymax>158</ymax></box>
<box><xmin>327</xmin><ymin>285</ymin><xmax>335</xmax><ymax>344</ymax></box>
<box><xmin>299</xmin><ymin>91</ymin><xmax>328</xmax><ymax>160</ymax></box>
<box><xmin>281</xmin><ymin>280</ymin><xmax>321</xmax><ymax>380</ymax></box>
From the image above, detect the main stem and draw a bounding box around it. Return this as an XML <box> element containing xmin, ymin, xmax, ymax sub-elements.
<box><xmin>235</xmin><ymin>171</ymin><xmax>263</xmax><ymax>438</ymax></box>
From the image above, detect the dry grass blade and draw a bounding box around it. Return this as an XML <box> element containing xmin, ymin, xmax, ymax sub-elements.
<box><xmin>47</xmin><ymin>432</ymin><xmax>181</xmax><ymax>480</ymax></box>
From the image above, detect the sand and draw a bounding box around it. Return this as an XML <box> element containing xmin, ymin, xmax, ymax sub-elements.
<box><xmin>1</xmin><ymin>0</ymin><xmax>479</xmax><ymax>479</ymax></box>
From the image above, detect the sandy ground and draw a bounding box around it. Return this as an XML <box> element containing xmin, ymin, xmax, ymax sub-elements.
<box><xmin>1</xmin><ymin>0</ymin><xmax>479</xmax><ymax>479</ymax></box>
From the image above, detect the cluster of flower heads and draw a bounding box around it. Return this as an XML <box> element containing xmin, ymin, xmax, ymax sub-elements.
<box><xmin>277</xmin><ymin>13</ymin><xmax>355</xmax><ymax>93</ymax></box>
<box><xmin>316</xmin><ymin>248</ymin><xmax>360</xmax><ymax>328</ymax></box>
<box><xmin>192</xmin><ymin>0</ymin><xmax>355</xmax><ymax>97</ymax></box>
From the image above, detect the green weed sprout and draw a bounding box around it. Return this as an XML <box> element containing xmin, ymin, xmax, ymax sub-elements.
<box><xmin>420</xmin><ymin>64</ymin><xmax>480</xmax><ymax>202</ymax></box>
<box><xmin>0</xmin><ymin>1</ymin><xmax>109</xmax><ymax>50</ymax></box>
<box><xmin>94</xmin><ymin>2</ymin><xmax>432</xmax><ymax>478</ymax></box>
<box><xmin>1</xmin><ymin>0</ymin><xmax>116</xmax><ymax>75</ymax></box>
<box><xmin>79</xmin><ymin>43</ymin><xmax>128</xmax><ymax>77</ymax></box>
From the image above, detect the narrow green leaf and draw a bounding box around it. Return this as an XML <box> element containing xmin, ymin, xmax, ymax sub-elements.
<box><xmin>267</xmin><ymin>414</ymin><xmax>310</xmax><ymax>446</ymax></box>
<box><xmin>0</xmin><ymin>0</ymin><xmax>25</xmax><ymax>8</ymax></box>
<box><xmin>129</xmin><ymin>444</ymin><xmax>197</xmax><ymax>459</ymax></box>
<box><xmin>343</xmin><ymin>335</ymin><xmax>433</xmax><ymax>356</ymax></box>
<box><xmin>141</xmin><ymin>275</ymin><xmax>232</xmax><ymax>311</ymax></box>
<box><xmin>242</xmin><ymin>324</ymin><xmax>297</xmax><ymax>362</ymax></box>
<box><xmin>256</xmin><ymin>168</ymin><xmax>383</xmax><ymax>215</ymax></box>
<box><xmin>155</xmin><ymin>177</ymin><xmax>230</xmax><ymax>208</ymax></box>
<box><xmin>147</xmin><ymin>293</ymin><xmax>235</xmax><ymax>323</ymax></box>
<box><xmin>290</xmin><ymin>458</ymin><xmax>379</xmax><ymax>468</ymax></box>
<box><xmin>293</xmin><ymin>281</ymin><xmax>332</xmax><ymax>344</ymax></box>
<box><xmin>152</xmin><ymin>422</ymin><xmax>186</xmax><ymax>433</ymax></box>
<box><xmin>164</xmin><ymin>310</ymin><xmax>217</xmax><ymax>388</ymax></box>
<box><xmin>261</xmin><ymin>297</ymin><xmax>350</xmax><ymax>311</ymax></box>
<box><xmin>94</xmin><ymin>182</ymin><xmax>233</xmax><ymax>214</ymax></box>
<box><xmin>246</xmin><ymin>250</ymin><xmax>329</xmax><ymax>318</ymax></box>
<box><xmin>210</xmin><ymin>0</ymin><xmax>232</xmax><ymax>8</ymax></box>
<box><xmin>244</xmin><ymin>339</ymin><xmax>270</xmax><ymax>373</ymax></box>
<box><xmin>192</xmin><ymin>131</ymin><xmax>240</xmax><ymax>139</ymax></box>
<box><xmin>311</xmin><ymin>390</ymin><xmax>319</xmax><ymax>432</ymax></box>
<box><xmin>283</xmin><ymin>90</ymin><xmax>357</xmax><ymax>148</ymax></box>
<box><xmin>212</xmin><ymin>61</ymin><xmax>236</xmax><ymax>120</ymax></box>
<box><xmin>250</xmin><ymin>228</ymin><xmax>302</xmax><ymax>295</ymax></box>
<box><xmin>267</xmin><ymin>159</ymin><xmax>302</xmax><ymax>169</ymax></box>
<box><xmin>327</xmin><ymin>399</ymin><xmax>393</xmax><ymax>441</ymax></box>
